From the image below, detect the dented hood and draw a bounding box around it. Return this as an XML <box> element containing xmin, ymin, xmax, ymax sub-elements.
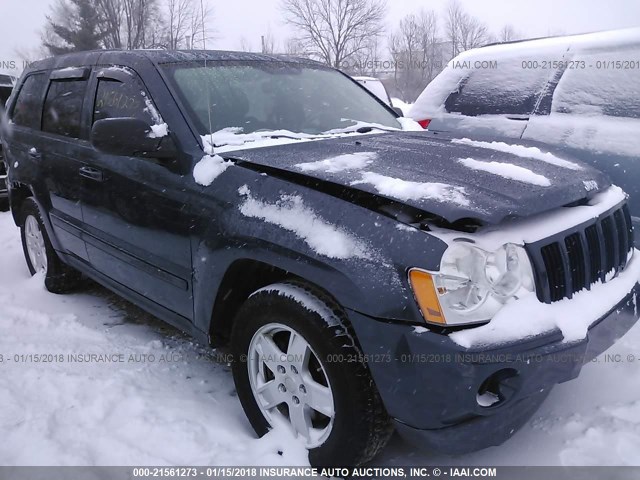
<box><xmin>223</xmin><ymin>131</ymin><xmax>612</xmax><ymax>225</ymax></box>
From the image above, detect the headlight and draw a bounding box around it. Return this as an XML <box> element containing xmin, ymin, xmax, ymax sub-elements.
<box><xmin>409</xmin><ymin>242</ymin><xmax>535</xmax><ymax>326</ymax></box>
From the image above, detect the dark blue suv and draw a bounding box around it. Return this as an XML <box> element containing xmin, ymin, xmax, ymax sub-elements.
<box><xmin>1</xmin><ymin>50</ymin><xmax>639</xmax><ymax>466</ymax></box>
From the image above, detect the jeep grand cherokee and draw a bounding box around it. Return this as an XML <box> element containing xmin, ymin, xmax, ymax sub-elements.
<box><xmin>0</xmin><ymin>50</ymin><xmax>638</xmax><ymax>466</ymax></box>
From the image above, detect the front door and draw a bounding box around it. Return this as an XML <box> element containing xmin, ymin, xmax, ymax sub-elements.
<box><xmin>80</xmin><ymin>66</ymin><xmax>195</xmax><ymax>320</ymax></box>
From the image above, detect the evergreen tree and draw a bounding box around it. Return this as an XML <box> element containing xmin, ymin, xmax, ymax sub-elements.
<box><xmin>44</xmin><ymin>0</ymin><xmax>106</xmax><ymax>55</ymax></box>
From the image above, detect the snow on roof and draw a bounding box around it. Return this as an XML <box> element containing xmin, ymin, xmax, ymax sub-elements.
<box><xmin>409</xmin><ymin>28</ymin><xmax>640</xmax><ymax>120</ymax></box>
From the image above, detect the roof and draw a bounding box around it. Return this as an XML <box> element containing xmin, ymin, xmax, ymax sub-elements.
<box><xmin>459</xmin><ymin>27</ymin><xmax>640</xmax><ymax>61</ymax></box>
<box><xmin>25</xmin><ymin>49</ymin><xmax>325</xmax><ymax>74</ymax></box>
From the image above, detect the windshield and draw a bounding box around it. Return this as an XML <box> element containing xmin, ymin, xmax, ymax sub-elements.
<box><xmin>161</xmin><ymin>61</ymin><xmax>400</xmax><ymax>137</ymax></box>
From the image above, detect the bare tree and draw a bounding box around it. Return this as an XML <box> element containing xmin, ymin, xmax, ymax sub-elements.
<box><xmin>284</xmin><ymin>37</ymin><xmax>309</xmax><ymax>57</ymax></box>
<box><xmin>95</xmin><ymin>0</ymin><xmax>124</xmax><ymax>48</ymax></box>
<box><xmin>281</xmin><ymin>0</ymin><xmax>386</xmax><ymax>68</ymax></box>
<box><xmin>238</xmin><ymin>37</ymin><xmax>253</xmax><ymax>52</ymax></box>
<box><xmin>416</xmin><ymin>10</ymin><xmax>441</xmax><ymax>88</ymax></box>
<box><xmin>261</xmin><ymin>30</ymin><xmax>277</xmax><ymax>54</ymax></box>
<box><xmin>122</xmin><ymin>0</ymin><xmax>160</xmax><ymax>49</ymax></box>
<box><xmin>163</xmin><ymin>0</ymin><xmax>214</xmax><ymax>49</ymax></box>
<box><xmin>165</xmin><ymin>0</ymin><xmax>191</xmax><ymax>49</ymax></box>
<box><xmin>348</xmin><ymin>34</ymin><xmax>380</xmax><ymax>75</ymax></box>
<box><xmin>445</xmin><ymin>0</ymin><xmax>489</xmax><ymax>57</ymax></box>
<box><xmin>499</xmin><ymin>24</ymin><xmax>519</xmax><ymax>42</ymax></box>
<box><xmin>389</xmin><ymin>9</ymin><xmax>441</xmax><ymax>102</ymax></box>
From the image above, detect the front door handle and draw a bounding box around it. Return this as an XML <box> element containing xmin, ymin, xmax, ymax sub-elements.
<box><xmin>79</xmin><ymin>166</ymin><xmax>105</xmax><ymax>182</ymax></box>
<box><xmin>28</xmin><ymin>148</ymin><xmax>41</xmax><ymax>159</ymax></box>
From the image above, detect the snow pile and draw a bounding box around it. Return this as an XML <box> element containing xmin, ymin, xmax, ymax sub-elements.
<box><xmin>148</xmin><ymin>123</ymin><xmax>169</xmax><ymax>138</ymax></box>
<box><xmin>238</xmin><ymin>187</ymin><xmax>371</xmax><ymax>259</ymax></box>
<box><xmin>0</xmin><ymin>213</ymin><xmax>309</xmax><ymax>466</ymax></box>
<box><xmin>451</xmin><ymin>138</ymin><xmax>583</xmax><ymax>171</ymax></box>
<box><xmin>458</xmin><ymin>157</ymin><xmax>551</xmax><ymax>187</ymax></box>
<box><xmin>295</xmin><ymin>152</ymin><xmax>377</xmax><ymax>173</ymax></box>
<box><xmin>351</xmin><ymin>172</ymin><xmax>469</xmax><ymax>206</ymax></box>
<box><xmin>193</xmin><ymin>154</ymin><xmax>233</xmax><ymax>186</ymax></box>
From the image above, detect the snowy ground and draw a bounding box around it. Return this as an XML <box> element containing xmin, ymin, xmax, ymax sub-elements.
<box><xmin>1</xmin><ymin>210</ymin><xmax>639</xmax><ymax>466</ymax></box>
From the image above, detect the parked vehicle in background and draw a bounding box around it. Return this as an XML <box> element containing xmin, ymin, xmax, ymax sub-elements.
<box><xmin>0</xmin><ymin>72</ymin><xmax>16</xmax><ymax>211</ymax></box>
<box><xmin>2</xmin><ymin>50</ymin><xmax>639</xmax><ymax>466</ymax></box>
<box><xmin>409</xmin><ymin>28</ymin><xmax>640</xmax><ymax>238</ymax></box>
<box><xmin>353</xmin><ymin>76</ymin><xmax>393</xmax><ymax>106</ymax></box>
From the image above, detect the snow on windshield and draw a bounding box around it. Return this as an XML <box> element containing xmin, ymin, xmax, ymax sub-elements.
<box><xmin>458</xmin><ymin>157</ymin><xmax>551</xmax><ymax>186</ymax></box>
<box><xmin>295</xmin><ymin>152</ymin><xmax>377</xmax><ymax>173</ymax></box>
<box><xmin>238</xmin><ymin>186</ymin><xmax>372</xmax><ymax>259</ymax></box>
<box><xmin>200</xmin><ymin>118</ymin><xmax>421</xmax><ymax>154</ymax></box>
<box><xmin>351</xmin><ymin>172</ymin><xmax>469</xmax><ymax>206</ymax></box>
<box><xmin>451</xmin><ymin>138</ymin><xmax>583</xmax><ymax>170</ymax></box>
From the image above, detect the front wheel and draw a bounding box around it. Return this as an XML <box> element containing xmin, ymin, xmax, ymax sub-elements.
<box><xmin>231</xmin><ymin>282</ymin><xmax>393</xmax><ymax>467</ymax></box>
<box><xmin>20</xmin><ymin>197</ymin><xmax>82</xmax><ymax>293</ymax></box>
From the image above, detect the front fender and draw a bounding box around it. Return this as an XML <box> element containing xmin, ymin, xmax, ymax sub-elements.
<box><xmin>190</xmin><ymin>166</ymin><xmax>449</xmax><ymax>330</ymax></box>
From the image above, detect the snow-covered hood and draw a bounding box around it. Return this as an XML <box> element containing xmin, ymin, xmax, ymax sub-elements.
<box><xmin>222</xmin><ymin>132</ymin><xmax>612</xmax><ymax>226</ymax></box>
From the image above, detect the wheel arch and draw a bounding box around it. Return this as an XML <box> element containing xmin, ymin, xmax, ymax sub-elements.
<box><xmin>206</xmin><ymin>258</ymin><xmax>355</xmax><ymax>348</ymax></box>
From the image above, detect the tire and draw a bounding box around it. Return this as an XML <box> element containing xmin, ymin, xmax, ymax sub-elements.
<box><xmin>0</xmin><ymin>197</ymin><xmax>8</xmax><ymax>212</ymax></box>
<box><xmin>231</xmin><ymin>282</ymin><xmax>393</xmax><ymax>467</ymax></box>
<box><xmin>20</xmin><ymin>197</ymin><xmax>82</xmax><ymax>293</ymax></box>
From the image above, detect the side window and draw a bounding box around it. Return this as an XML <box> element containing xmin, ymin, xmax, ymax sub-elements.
<box><xmin>552</xmin><ymin>47</ymin><xmax>640</xmax><ymax>119</ymax></box>
<box><xmin>10</xmin><ymin>74</ymin><xmax>47</xmax><ymax>129</ymax></box>
<box><xmin>444</xmin><ymin>60</ymin><xmax>554</xmax><ymax>116</ymax></box>
<box><xmin>93</xmin><ymin>77</ymin><xmax>156</xmax><ymax>124</ymax></box>
<box><xmin>42</xmin><ymin>79</ymin><xmax>89</xmax><ymax>138</ymax></box>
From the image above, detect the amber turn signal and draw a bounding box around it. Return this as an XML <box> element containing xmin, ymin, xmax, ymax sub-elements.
<box><xmin>408</xmin><ymin>269</ymin><xmax>446</xmax><ymax>325</ymax></box>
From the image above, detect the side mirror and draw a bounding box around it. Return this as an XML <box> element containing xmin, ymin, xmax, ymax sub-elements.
<box><xmin>91</xmin><ymin>118</ymin><xmax>177</xmax><ymax>159</ymax></box>
<box><xmin>392</xmin><ymin>106</ymin><xmax>404</xmax><ymax>117</ymax></box>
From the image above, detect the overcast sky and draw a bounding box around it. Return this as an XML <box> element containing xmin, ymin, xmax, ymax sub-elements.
<box><xmin>1</xmin><ymin>0</ymin><xmax>639</xmax><ymax>74</ymax></box>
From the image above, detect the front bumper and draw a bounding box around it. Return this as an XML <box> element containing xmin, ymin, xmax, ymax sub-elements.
<box><xmin>347</xmin><ymin>282</ymin><xmax>640</xmax><ymax>454</ymax></box>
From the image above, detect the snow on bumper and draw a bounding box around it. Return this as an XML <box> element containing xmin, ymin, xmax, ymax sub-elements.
<box><xmin>346</xmin><ymin>269</ymin><xmax>640</xmax><ymax>453</ymax></box>
<box><xmin>450</xmin><ymin>249</ymin><xmax>640</xmax><ymax>348</ymax></box>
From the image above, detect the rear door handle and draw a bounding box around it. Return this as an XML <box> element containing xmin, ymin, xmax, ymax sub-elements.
<box><xmin>79</xmin><ymin>166</ymin><xmax>105</xmax><ymax>182</ymax></box>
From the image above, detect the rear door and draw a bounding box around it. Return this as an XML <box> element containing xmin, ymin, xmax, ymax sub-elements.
<box><xmin>523</xmin><ymin>44</ymin><xmax>640</xmax><ymax>233</ymax></box>
<box><xmin>39</xmin><ymin>68</ymin><xmax>92</xmax><ymax>261</ymax></box>
<box><xmin>80</xmin><ymin>66</ymin><xmax>194</xmax><ymax>320</ymax></box>
<box><xmin>3</xmin><ymin>73</ymin><xmax>48</xmax><ymax>211</ymax></box>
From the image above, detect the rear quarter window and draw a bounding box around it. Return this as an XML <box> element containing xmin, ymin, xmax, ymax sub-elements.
<box><xmin>552</xmin><ymin>47</ymin><xmax>640</xmax><ymax>119</ymax></box>
<box><xmin>10</xmin><ymin>73</ymin><xmax>47</xmax><ymax>129</ymax></box>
